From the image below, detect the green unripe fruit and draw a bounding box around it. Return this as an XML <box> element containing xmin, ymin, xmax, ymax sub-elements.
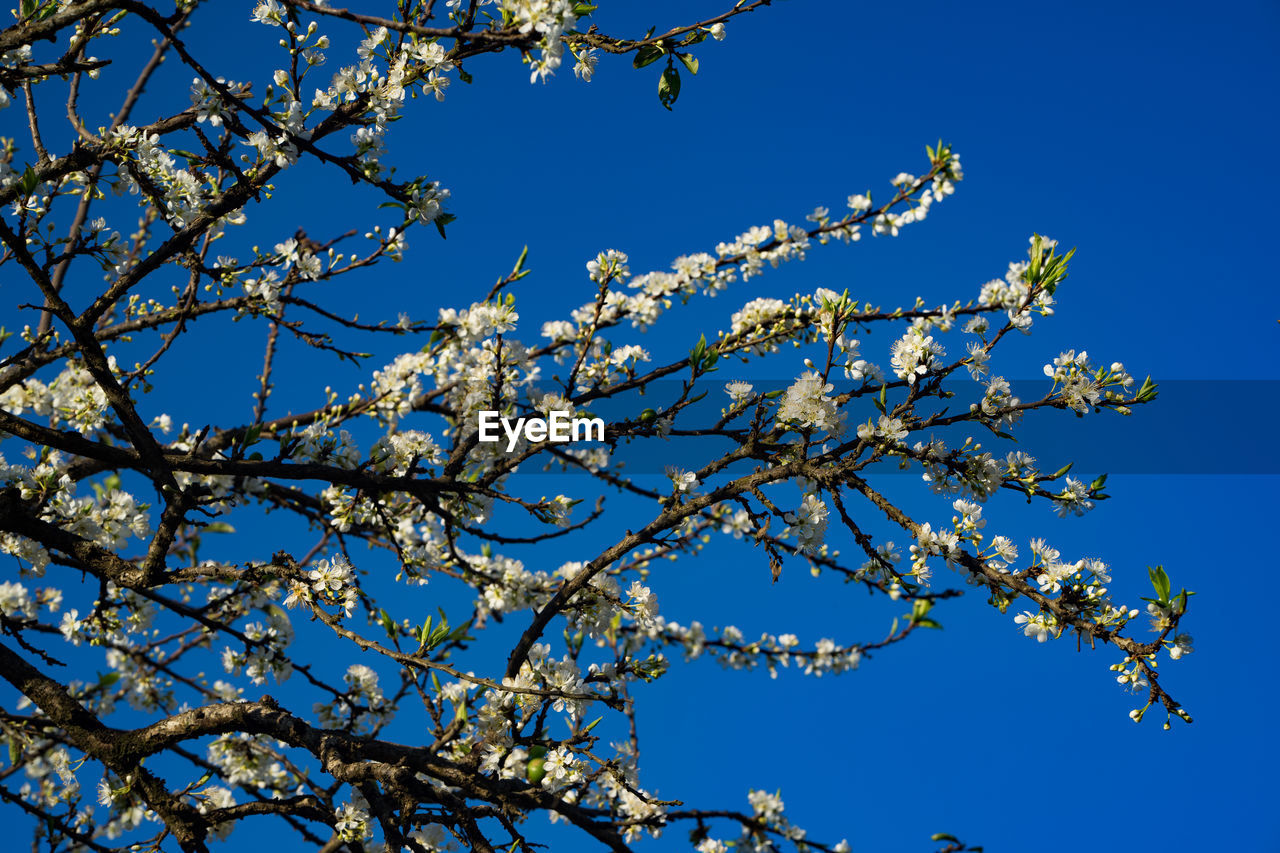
<box><xmin>526</xmin><ymin>757</ymin><xmax>546</xmax><ymax>785</ymax></box>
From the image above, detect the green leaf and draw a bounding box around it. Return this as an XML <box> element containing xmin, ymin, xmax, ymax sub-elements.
<box><xmin>931</xmin><ymin>833</ymin><xmax>959</xmax><ymax>843</ymax></box>
<box><xmin>689</xmin><ymin>334</ymin><xmax>706</xmax><ymax>366</ymax></box>
<box><xmin>907</xmin><ymin>599</ymin><xmax>943</xmax><ymax>629</ymax></box>
<box><xmin>7</xmin><ymin>738</ymin><xmax>19</xmax><ymax>766</ymax></box>
<box><xmin>434</xmin><ymin>213</ymin><xmax>456</xmax><ymax>239</ymax></box>
<box><xmin>447</xmin><ymin>620</ymin><xmax>473</xmax><ymax>644</ymax></box>
<box><xmin>910</xmin><ymin>598</ymin><xmax>932</xmax><ymax>623</ymax></box>
<box><xmin>378</xmin><ymin>609</ymin><xmax>396</xmax><ymax>639</ymax></box>
<box><xmin>204</xmin><ymin>522</ymin><xmax>235</xmax><ymax>534</ymax></box>
<box><xmin>1134</xmin><ymin>375</ymin><xmax>1159</xmax><ymax>403</ymax></box>
<box><xmin>20</xmin><ymin>165</ymin><xmax>38</xmax><ymax>196</ymax></box>
<box><xmin>658</xmin><ymin>65</ymin><xmax>681</xmax><ymax>110</ymax></box>
<box><xmin>423</xmin><ymin>608</ymin><xmax>454</xmax><ymax>650</ymax></box>
<box><xmin>633</xmin><ymin>44</ymin><xmax>664</xmax><ymax>69</ymax></box>
<box><xmin>676</xmin><ymin>52</ymin><xmax>699</xmax><ymax>75</ymax></box>
<box><xmin>1148</xmin><ymin>565</ymin><xmax>1171</xmax><ymax>603</ymax></box>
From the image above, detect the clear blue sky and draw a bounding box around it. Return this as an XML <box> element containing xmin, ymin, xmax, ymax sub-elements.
<box><xmin>8</xmin><ymin>1</ymin><xmax>1279</xmax><ymax>851</ymax></box>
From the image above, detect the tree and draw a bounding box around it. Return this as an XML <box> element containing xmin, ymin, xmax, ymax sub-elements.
<box><xmin>0</xmin><ymin>2</ymin><xmax>1194</xmax><ymax>852</ymax></box>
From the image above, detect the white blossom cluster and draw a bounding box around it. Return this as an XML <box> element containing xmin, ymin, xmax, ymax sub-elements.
<box><xmin>696</xmin><ymin>789</ymin><xmax>849</xmax><ymax>852</ymax></box>
<box><xmin>777</xmin><ymin>372</ymin><xmax>842</xmax><ymax>434</ymax></box>
<box><xmin>0</xmin><ymin>358</ymin><xmax>117</xmax><ymax>435</ymax></box>
<box><xmin>314</xmin><ymin>664</ymin><xmax>391</xmax><ymax>733</ymax></box>
<box><xmin>783</xmin><ymin>493</ymin><xmax>829</xmax><ymax>554</ymax></box>
<box><xmin>0</xmin><ymin>452</ymin><xmax>150</xmax><ymax>575</ymax></box>
<box><xmin>503</xmin><ymin>0</ymin><xmax>579</xmax><ymax>82</ymax></box>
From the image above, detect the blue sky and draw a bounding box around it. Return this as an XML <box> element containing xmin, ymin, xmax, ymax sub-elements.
<box><xmin>6</xmin><ymin>1</ymin><xmax>1279</xmax><ymax>851</ymax></box>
